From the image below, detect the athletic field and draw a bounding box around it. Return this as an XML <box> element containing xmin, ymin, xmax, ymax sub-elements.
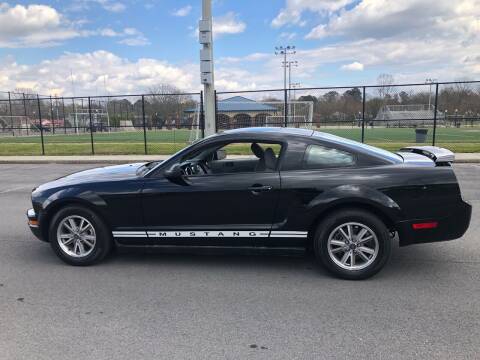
<box><xmin>0</xmin><ymin>127</ymin><xmax>478</xmax><ymax>155</ymax></box>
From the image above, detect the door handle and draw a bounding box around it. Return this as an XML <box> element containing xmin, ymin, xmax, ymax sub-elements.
<box><xmin>248</xmin><ymin>185</ymin><xmax>273</xmax><ymax>193</ymax></box>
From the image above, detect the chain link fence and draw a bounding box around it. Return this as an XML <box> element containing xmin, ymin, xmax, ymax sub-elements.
<box><xmin>0</xmin><ymin>81</ymin><xmax>479</xmax><ymax>155</ymax></box>
<box><xmin>0</xmin><ymin>92</ymin><xmax>202</xmax><ymax>155</ymax></box>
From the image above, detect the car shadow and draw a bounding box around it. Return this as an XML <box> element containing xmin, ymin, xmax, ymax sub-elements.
<box><xmin>22</xmin><ymin>236</ymin><xmax>461</xmax><ymax>280</ymax></box>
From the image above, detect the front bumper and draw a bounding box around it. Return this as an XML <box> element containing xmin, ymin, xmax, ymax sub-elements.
<box><xmin>397</xmin><ymin>200</ymin><xmax>472</xmax><ymax>246</ymax></box>
<box><xmin>27</xmin><ymin>208</ymin><xmax>45</xmax><ymax>241</ymax></box>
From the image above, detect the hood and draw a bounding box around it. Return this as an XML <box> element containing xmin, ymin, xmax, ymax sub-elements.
<box><xmin>396</xmin><ymin>152</ymin><xmax>435</xmax><ymax>167</ymax></box>
<box><xmin>35</xmin><ymin>163</ymin><xmax>146</xmax><ymax>191</ymax></box>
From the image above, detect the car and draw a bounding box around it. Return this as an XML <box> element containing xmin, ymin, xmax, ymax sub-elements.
<box><xmin>27</xmin><ymin>127</ymin><xmax>472</xmax><ymax>279</ymax></box>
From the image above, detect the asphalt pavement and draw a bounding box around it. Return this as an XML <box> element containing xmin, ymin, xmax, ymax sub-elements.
<box><xmin>0</xmin><ymin>163</ymin><xmax>479</xmax><ymax>360</ymax></box>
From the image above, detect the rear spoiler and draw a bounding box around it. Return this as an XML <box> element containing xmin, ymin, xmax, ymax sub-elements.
<box><xmin>399</xmin><ymin>146</ymin><xmax>455</xmax><ymax>166</ymax></box>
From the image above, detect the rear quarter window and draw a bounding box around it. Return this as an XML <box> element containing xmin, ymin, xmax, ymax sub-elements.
<box><xmin>303</xmin><ymin>144</ymin><xmax>355</xmax><ymax>169</ymax></box>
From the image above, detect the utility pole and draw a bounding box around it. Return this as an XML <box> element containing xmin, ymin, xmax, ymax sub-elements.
<box><xmin>200</xmin><ymin>0</ymin><xmax>215</xmax><ymax>136</ymax></box>
<box><xmin>275</xmin><ymin>46</ymin><xmax>296</xmax><ymax>126</ymax></box>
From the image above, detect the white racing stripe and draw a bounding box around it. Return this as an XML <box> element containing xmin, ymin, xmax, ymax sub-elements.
<box><xmin>112</xmin><ymin>230</ymin><xmax>308</xmax><ymax>238</ymax></box>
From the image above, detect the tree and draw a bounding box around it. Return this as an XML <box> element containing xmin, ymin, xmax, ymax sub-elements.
<box><xmin>147</xmin><ymin>84</ymin><xmax>197</xmax><ymax>129</ymax></box>
<box><xmin>376</xmin><ymin>73</ymin><xmax>394</xmax><ymax>98</ymax></box>
<box><xmin>343</xmin><ymin>87</ymin><xmax>362</xmax><ymax>102</ymax></box>
<box><xmin>298</xmin><ymin>95</ymin><xmax>318</xmax><ymax>103</ymax></box>
<box><xmin>323</xmin><ymin>91</ymin><xmax>339</xmax><ymax>103</ymax></box>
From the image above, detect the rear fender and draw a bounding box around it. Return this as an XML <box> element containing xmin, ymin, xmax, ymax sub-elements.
<box><xmin>307</xmin><ymin>185</ymin><xmax>403</xmax><ymax>225</ymax></box>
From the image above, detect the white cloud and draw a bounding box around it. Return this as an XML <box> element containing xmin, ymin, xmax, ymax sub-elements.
<box><xmin>213</xmin><ymin>12</ymin><xmax>246</xmax><ymax>36</ymax></box>
<box><xmin>218</xmin><ymin>53</ymin><xmax>270</xmax><ymax>64</ymax></box>
<box><xmin>0</xmin><ymin>3</ymin><xmax>145</xmax><ymax>48</ymax></box>
<box><xmin>0</xmin><ymin>4</ymin><xmax>79</xmax><ymax>47</ymax></box>
<box><xmin>280</xmin><ymin>32</ymin><xmax>297</xmax><ymax>41</ymax></box>
<box><xmin>306</xmin><ymin>0</ymin><xmax>480</xmax><ymax>40</ymax></box>
<box><xmin>272</xmin><ymin>0</ymin><xmax>355</xmax><ymax>27</ymax></box>
<box><xmin>172</xmin><ymin>5</ymin><xmax>192</xmax><ymax>17</ymax></box>
<box><xmin>69</xmin><ymin>0</ymin><xmax>127</xmax><ymax>13</ymax></box>
<box><xmin>0</xmin><ymin>51</ymin><xmax>196</xmax><ymax>96</ymax></box>
<box><xmin>341</xmin><ymin>62</ymin><xmax>364</xmax><ymax>71</ymax></box>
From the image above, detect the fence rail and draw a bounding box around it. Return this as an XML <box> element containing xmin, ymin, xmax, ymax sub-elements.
<box><xmin>0</xmin><ymin>80</ymin><xmax>479</xmax><ymax>155</ymax></box>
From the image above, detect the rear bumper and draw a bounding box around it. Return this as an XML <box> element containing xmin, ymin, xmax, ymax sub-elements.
<box><xmin>26</xmin><ymin>208</ymin><xmax>46</xmax><ymax>242</ymax></box>
<box><xmin>397</xmin><ymin>201</ymin><xmax>472</xmax><ymax>246</ymax></box>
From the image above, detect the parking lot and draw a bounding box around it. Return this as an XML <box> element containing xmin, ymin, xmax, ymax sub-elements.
<box><xmin>0</xmin><ymin>163</ymin><xmax>479</xmax><ymax>359</ymax></box>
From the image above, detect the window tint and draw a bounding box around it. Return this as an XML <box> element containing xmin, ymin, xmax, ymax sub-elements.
<box><xmin>303</xmin><ymin>145</ymin><xmax>355</xmax><ymax>169</ymax></box>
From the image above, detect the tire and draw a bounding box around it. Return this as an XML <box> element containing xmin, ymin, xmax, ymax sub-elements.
<box><xmin>49</xmin><ymin>205</ymin><xmax>112</xmax><ymax>266</ymax></box>
<box><xmin>314</xmin><ymin>209</ymin><xmax>391</xmax><ymax>280</ymax></box>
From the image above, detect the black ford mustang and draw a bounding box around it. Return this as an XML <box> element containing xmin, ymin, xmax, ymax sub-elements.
<box><xmin>27</xmin><ymin>128</ymin><xmax>471</xmax><ymax>279</ymax></box>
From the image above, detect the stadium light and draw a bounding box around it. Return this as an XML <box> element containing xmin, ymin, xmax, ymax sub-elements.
<box><xmin>275</xmin><ymin>46</ymin><xmax>296</xmax><ymax>126</ymax></box>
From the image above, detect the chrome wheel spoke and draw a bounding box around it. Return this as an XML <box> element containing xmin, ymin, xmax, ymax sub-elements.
<box><xmin>330</xmin><ymin>239</ymin><xmax>345</xmax><ymax>247</ymax></box>
<box><xmin>339</xmin><ymin>228</ymin><xmax>350</xmax><ymax>241</ymax></box>
<box><xmin>357</xmin><ymin>235</ymin><xmax>373</xmax><ymax>245</ymax></box>
<box><xmin>357</xmin><ymin>249</ymin><xmax>370</xmax><ymax>262</ymax></box>
<box><xmin>77</xmin><ymin>240</ymin><xmax>86</xmax><ymax>255</ymax></box>
<box><xmin>331</xmin><ymin>246</ymin><xmax>347</xmax><ymax>254</ymax></box>
<box><xmin>358</xmin><ymin>246</ymin><xmax>375</xmax><ymax>255</ymax></box>
<box><xmin>340</xmin><ymin>251</ymin><xmax>350</xmax><ymax>265</ymax></box>
<box><xmin>60</xmin><ymin>234</ymin><xmax>74</xmax><ymax>245</ymax></box>
<box><xmin>350</xmin><ymin>250</ymin><xmax>355</xmax><ymax>267</ymax></box>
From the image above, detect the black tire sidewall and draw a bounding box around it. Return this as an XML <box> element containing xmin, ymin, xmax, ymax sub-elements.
<box><xmin>49</xmin><ymin>206</ymin><xmax>111</xmax><ymax>266</ymax></box>
<box><xmin>314</xmin><ymin>209</ymin><xmax>391</xmax><ymax>280</ymax></box>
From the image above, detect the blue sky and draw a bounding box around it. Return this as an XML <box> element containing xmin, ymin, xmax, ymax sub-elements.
<box><xmin>0</xmin><ymin>0</ymin><xmax>478</xmax><ymax>95</ymax></box>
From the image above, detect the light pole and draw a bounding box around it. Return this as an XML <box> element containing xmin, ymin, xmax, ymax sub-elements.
<box><xmin>283</xmin><ymin>61</ymin><xmax>298</xmax><ymax>101</ymax></box>
<box><xmin>291</xmin><ymin>82</ymin><xmax>301</xmax><ymax>123</ymax></box>
<box><xmin>425</xmin><ymin>78</ymin><xmax>437</xmax><ymax>110</ymax></box>
<box><xmin>275</xmin><ymin>46</ymin><xmax>296</xmax><ymax>126</ymax></box>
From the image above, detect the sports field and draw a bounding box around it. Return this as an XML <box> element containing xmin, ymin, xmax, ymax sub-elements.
<box><xmin>0</xmin><ymin>127</ymin><xmax>478</xmax><ymax>155</ymax></box>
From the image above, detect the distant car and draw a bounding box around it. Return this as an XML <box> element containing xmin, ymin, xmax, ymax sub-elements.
<box><xmin>27</xmin><ymin>127</ymin><xmax>471</xmax><ymax>279</ymax></box>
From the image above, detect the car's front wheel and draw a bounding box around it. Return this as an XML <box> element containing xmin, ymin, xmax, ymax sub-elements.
<box><xmin>314</xmin><ymin>209</ymin><xmax>391</xmax><ymax>280</ymax></box>
<box><xmin>49</xmin><ymin>205</ymin><xmax>112</xmax><ymax>266</ymax></box>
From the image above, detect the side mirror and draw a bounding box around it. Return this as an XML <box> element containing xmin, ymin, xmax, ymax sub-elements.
<box><xmin>164</xmin><ymin>164</ymin><xmax>188</xmax><ymax>185</ymax></box>
<box><xmin>216</xmin><ymin>149</ymin><xmax>226</xmax><ymax>160</ymax></box>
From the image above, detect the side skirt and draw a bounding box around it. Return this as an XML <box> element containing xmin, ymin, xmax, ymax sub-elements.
<box><xmin>114</xmin><ymin>244</ymin><xmax>307</xmax><ymax>256</ymax></box>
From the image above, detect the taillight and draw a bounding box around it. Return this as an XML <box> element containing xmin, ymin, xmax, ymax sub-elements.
<box><xmin>412</xmin><ymin>222</ymin><xmax>438</xmax><ymax>230</ymax></box>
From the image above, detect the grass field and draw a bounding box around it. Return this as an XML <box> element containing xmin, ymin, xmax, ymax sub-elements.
<box><xmin>0</xmin><ymin>127</ymin><xmax>478</xmax><ymax>155</ymax></box>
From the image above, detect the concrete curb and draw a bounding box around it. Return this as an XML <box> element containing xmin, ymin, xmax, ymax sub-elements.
<box><xmin>0</xmin><ymin>154</ymin><xmax>479</xmax><ymax>164</ymax></box>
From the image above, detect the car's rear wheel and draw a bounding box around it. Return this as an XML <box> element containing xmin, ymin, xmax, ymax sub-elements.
<box><xmin>314</xmin><ymin>209</ymin><xmax>391</xmax><ymax>280</ymax></box>
<box><xmin>49</xmin><ymin>205</ymin><xmax>112</xmax><ymax>266</ymax></box>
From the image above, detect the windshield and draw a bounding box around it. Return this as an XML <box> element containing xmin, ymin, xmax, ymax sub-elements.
<box><xmin>312</xmin><ymin>131</ymin><xmax>403</xmax><ymax>163</ymax></box>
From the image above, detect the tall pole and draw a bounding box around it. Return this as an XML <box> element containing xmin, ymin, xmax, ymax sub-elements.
<box><xmin>275</xmin><ymin>46</ymin><xmax>296</xmax><ymax>127</ymax></box>
<box><xmin>201</xmin><ymin>0</ymin><xmax>215</xmax><ymax>136</ymax></box>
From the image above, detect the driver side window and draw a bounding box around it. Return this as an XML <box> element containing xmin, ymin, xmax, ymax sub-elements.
<box><xmin>183</xmin><ymin>141</ymin><xmax>283</xmax><ymax>176</ymax></box>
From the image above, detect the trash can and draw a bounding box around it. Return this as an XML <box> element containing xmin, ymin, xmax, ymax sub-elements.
<box><xmin>415</xmin><ymin>128</ymin><xmax>428</xmax><ymax>143</ymax></box>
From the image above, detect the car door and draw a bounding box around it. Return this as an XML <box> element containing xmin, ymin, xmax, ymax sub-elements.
<box><xmin>266</xmin><ymin>140</ymin><xmax>359</xmax><ymax>249</ymax></box>
<box><xmin>140</xmin><ymin>140</ymin><xmax>283</xmax><ymax>247</ymax></box>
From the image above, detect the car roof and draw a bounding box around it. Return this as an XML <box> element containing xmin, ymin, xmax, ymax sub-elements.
<box><xmin>220</xmin><ymin>127</ymin><xmax>402</xmax><ymax>164</ymax></box>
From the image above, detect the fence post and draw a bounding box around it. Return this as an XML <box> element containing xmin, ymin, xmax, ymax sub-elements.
<box><xmin>49</xmin><ymin>96</ymin><xmax>55</xmax><ymax>135</ymax></box>
<box><xmin>88</xmin><ymin>97</ymin><xmax>95</xmax><ymax>155</ymax></box>
<box><xmin>8</xmin><ymin>92</ymin><xmax>14</xmax><ymax>136</ymax></box>
<box><xmin>200</xmin><ymin>91</ymin><xmax>205</xmax><ymax>138</ymax></box>
<box><xmin>37</xmin><ymin>95</ymin><xmax>45</xmax><ymax>155</ymax></box>
<box><xmin>62</xmin><ymin>98</ymin><xmax>67</xmax><ymax>134</ymax></box>
<box><xmin>22</xmin><ymin>93</ymin><xmax>29</xmax><ymax>136</ymax></box>
<box><xmin>432</xmin><ymin>83</ymin><xmax>439</xmax><ymax>146</ymax></box>
<box><xmin>361</xmin><ymin>86</ymin><xmax>366</xmax><ymax>143</ymax></box>
<box><xmin>142</xmin><ymin>95</ymin><xmax>147</xmax><ymax>155</ymax></box>
<box><xmin>284</xmin><ymin>88</ymin><xmax>288</xmax><ymax>127</ymax></box>
<box><xmin>214</xmin><ymin>90</ymin><xmax>218</xmax><ymax>132</ymax></box>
